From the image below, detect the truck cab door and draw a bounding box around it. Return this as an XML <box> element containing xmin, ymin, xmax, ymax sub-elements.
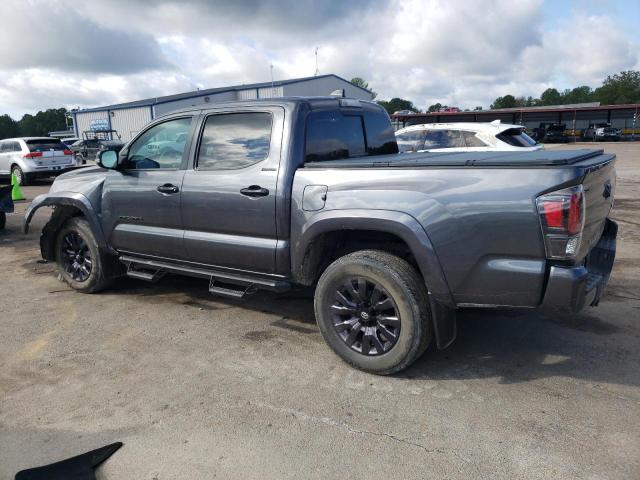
<box><xmin>180</xmin><ymin>107</ymin><xmax>284</xmax><ymax>274</ymax></box>
<box><xmin>101</xmin><ymin>116</ymin><xmax>195</xmax><ymax>260</ymax></box>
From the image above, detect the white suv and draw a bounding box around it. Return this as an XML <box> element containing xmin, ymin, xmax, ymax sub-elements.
<box><xmin>0</xmin><ymin>137</ymin><xmax>77</xmax><ymax>185</ymax></box>
<box><xmin>395</xmin><ymin>121</ymin><xmax>542</xmax><ymax>153</ymax></box>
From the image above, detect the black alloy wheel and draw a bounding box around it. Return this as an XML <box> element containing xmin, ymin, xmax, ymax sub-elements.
<box><xmin>331</xmin><ymin>277</ymin><xmax>401</xmax><ymax>356</ymax></box>
<box><xmin>60</xmin><ymin>231</ymin><xmax>93</xmax><ymax>282</ymax></box>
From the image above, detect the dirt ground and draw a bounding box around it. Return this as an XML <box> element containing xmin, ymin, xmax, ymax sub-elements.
<box><xmin>1</xmin><ymin>142</ymin><xmax>639</xmax><ymax>479</ymax></box>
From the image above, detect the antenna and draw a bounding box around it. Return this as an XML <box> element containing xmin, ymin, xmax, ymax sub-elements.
<box><xmin>314</xmin><ymin>47</ymin><xmax>319</xmax><ymax>76</ymax></box>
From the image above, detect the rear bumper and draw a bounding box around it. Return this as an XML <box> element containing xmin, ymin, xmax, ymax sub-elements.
<box><xmin>541</xmin><ymin>219</ymin><xmax>617</xmax><ymax>313</ymax></box>
<box><xmin>27</xmin><ymin>166</ymin><xmax>77</xmax><ymax>177</ymax></box>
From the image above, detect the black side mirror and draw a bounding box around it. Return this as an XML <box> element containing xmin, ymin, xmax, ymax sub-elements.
<box><xmin>97</xmin><ymin>150</ymin><xmax>119</xmax><ymax>170</ymax></box>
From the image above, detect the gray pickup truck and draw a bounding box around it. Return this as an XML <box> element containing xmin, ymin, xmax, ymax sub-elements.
<box><xmin>24</xmin><ymin>97</ymin><xmax>617</xmax><ymax>374</ymax></box>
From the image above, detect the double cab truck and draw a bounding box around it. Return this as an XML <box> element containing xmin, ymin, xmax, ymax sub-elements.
<box><xmin>24</xmin><ymin>97</ymin><xmax>617</xmax><ymax>374</ymax></box>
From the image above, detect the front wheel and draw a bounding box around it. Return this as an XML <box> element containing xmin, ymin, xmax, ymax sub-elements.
<box><xmin>55</xmin><ymin>217</ymin><xmax>110</xmax><ymax>293</ymax></box>
<box><xmin>314</xmin><ymin>250</ymin><xmax>432</xmax><ymax>375</ymax></box>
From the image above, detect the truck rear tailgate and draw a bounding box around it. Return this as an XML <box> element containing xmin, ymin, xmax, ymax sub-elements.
<box><xmin>577</xmin><ymin>156</ymin><xmax>615</xmax><ymax>260</ymax></box>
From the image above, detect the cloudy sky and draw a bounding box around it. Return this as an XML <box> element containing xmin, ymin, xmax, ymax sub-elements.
<box><xmin>0</xmin><ymin>0</ymin><xmax>638</xmax><ymax>117</ymax></box>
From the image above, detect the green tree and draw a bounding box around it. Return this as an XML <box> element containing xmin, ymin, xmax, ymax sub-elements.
<box><xmin>539</xmin><ymin>88</ymin><xmax>562</xmax><ymax>106</ymax></box>
<box><xmin>377</xmin><ymin>98</ymin><xmax>419</xmax><ymax>115</ymax></box>
<box><xmin>490</xmin><ymin>95</ymin><xmax>517</xmax><ymax>109</ymax></box>
<box><xmin>594</xmin><ymin>70</ymin><xmax>640</xmax><ymax>105</ymax></box>
<box><xmin>474</xmin><ymin>106</ymin><xmax>483</xmax><ymax>111</ymax></box>
<box><xmin>350</xmin><ymin>77</ymin><xmax>377</xmax><ymax>100</ymax></box>
<box><xmin>562</xmin><ymin>86</ymin><xmax>593</xmax><ymax>104</ymax></box>
<box><xmin>0</xmin><ymin>114</ymin><xmax>20</xmax><ymax>139</ymax></box>
<box><xmin>428</xmin><ymin>102</ymin><xmax>443</xmax><ymax>112</ymax></box>
<box><xmin>17</xmin><ymin>108</ymin><xmax>68</xmax><ymax>137</ymax></box>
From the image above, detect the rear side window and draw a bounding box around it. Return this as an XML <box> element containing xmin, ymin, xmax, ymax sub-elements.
<box><xmin>423</xmin><ymin>130</ymin><xmax>464</xmax><ymax>149</ymax></box>
<box><xmin>26</xmin><ymin>139</ymin><xmax>65</xmax><ymax>152</ymax></box>
<box><xmin>496</xmin><ymin>128</ymin><xmax>538</xmax><ymax>147</ymax></box>
<box><xmin>305</xmin><ymin>111</ymin><xmax>366</xmax><ymax>162</ymax></box>
<box><xmin>363</xmin><ymin>111</ymin><xmax>398</xmax><ymax>155</ymax></box>
<box><xmin>462</xmin><ymin>131</ymin><xmax>487</xmax><ymax>147</ymax></box>
<box><xmin>197</xmin><ymin>112</ymin><xmax>272</xmax><ymax>170</ymax></box>
<box><xmin>396</xmin><ymin>130</ymin><xmax>425</xmax><ymax>153</ymax></box>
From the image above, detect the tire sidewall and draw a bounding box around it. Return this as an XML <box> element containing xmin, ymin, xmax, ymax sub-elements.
<box><xmin>12</xmin><ymin>165</ymin><xmax>25</xmax><ymax>186</ymax></box>
<box><xmin>315</xmin><ymin>255</ymin><xmax>427</xmax><ymax>374</ymax></box>
<box><xmin>55</xmin><ymin>218</ymin><xmax>103</xmax><ymax>292</ymax></box>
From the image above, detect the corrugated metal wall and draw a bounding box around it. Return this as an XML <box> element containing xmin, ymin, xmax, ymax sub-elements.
<box><xmin>74</xmin><ymin>110</ymin><xmax>110</xmax><ymax>138</ymax></box>
<box><xmin>283</xmin><ymin>77</ymin><xmax>373</xmax><ymax>100</ymax></box>
<box><xmin>153</xmin><ymin>91</ymin><xmax>237</xmax><ymax>117</ymax></box>
<box><xmin>237</xmin><ymin>89</ymin><xmax>258</xmax><ymax>100</ymax></box>
<box><xmin>257</xmin><ymin>86</ymin><xmax>284</xmax><ymax>98</ymax></box>
<box><xmin>110</xmin><ymin>106</ymin><xmax>152</xmax><ymax>141</ymax></box>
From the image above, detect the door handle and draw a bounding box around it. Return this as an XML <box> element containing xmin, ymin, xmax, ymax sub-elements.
<box><xmin>240</xmin><ymin>185</ymin><xmax>269</xmax><ymax>197</ymax></box>
<box><xmin>157</xmin><ymin>183</ymin><xmax>180</xmax><ymax>194</ymax></box>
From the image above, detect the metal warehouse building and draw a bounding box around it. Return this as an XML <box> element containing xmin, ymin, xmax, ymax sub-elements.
<box><xmin>72</xmin><ymin>74</ymin><xmax>373</xmax><ymax>142</ymax></box>
<box><xmin>392</xmin><ymin>102</ymin><xmax>640</xmax><ymax>137</ymax></box>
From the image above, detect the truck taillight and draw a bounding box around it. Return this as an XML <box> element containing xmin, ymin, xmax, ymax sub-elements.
<box><xmin>536</xmin><ymin>185</ymin><xmax>585</xmax><ymax>259</ymax></box>
<box><xmin>23</xmin><ymin>151</ymin><xmax>43</xmax><ymax>158</ymax></box>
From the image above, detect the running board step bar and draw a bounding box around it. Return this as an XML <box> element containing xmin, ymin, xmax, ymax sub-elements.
<box><xmin>119</xmin><ymin>255</ymin><xmax>290</xmax><ymax>294</ymax></box>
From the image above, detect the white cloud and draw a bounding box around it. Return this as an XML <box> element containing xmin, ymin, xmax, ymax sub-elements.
<box><xmin>0</xmin><ymin>0</ymin><xmax>637</xmax><ymax>118</ymax></box>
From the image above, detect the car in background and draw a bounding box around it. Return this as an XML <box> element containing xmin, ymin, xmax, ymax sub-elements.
<box><xmin>0</xmin><ymin>137</ymin><xmax>76</xmax><ymax>185</ymax></box>
<box><xmin>70</xmin><ymin>134</ymin><xmax>124</xmax><ymax>164</ymax></box>
<box><xmin>392</xmin><ymin>110</ymin><xmax>414</xmax><ymax>116</ymax></box>
<box><xmin>395</xmin><ymin>121</ymin><xmax>542</xmax><ymax>153</ymax></box>
<box><xmin>438</xmin><ymin>106</ymin><xmax>461</xmax><ymax>113</ymax></box>
<box><xmin>583</xmin><ymin>123</ymin><xmax>621</xmax><ymax>142</ymax></box>
<box><xmin>530</xmin><ymin>123</ymin><xmax>569</xmax><ymax>143</ymax></box>
<box><xmin>60</xmin><ymin>137</ymin><xmax>80</xmax><ymax>148</ymax></box>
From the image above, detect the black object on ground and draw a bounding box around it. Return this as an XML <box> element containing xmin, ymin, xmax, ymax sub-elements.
<box><xmin>15</xmin><ymin>442</ymin><xmax>123</xmax><ymax>480</ymax></box>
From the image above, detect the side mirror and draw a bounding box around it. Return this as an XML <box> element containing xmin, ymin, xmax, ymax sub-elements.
<box><xmin>97</xmin><ymin>150</ymin><xmax>119</xmax><ymax>170</ymax></box>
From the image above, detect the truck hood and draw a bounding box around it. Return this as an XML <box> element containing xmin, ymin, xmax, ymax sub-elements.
<box><xmin>49</xmin><ymin>166</ymin><xmax>108</xmax><ymax>196</ymax></box>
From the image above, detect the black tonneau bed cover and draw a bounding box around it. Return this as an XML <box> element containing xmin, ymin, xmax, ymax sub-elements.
<box><xmin>305</xmin><ymin>149</ymin><xmax>613</xmax><ymax>168</ymax></box>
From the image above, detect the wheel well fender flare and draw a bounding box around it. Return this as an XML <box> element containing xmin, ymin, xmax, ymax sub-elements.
<box><xmin>293</xmin><ymin>209</ymin><xmax>455</xmax><ymax>308</ymax></box>
<box><xmin>23</xmin><ymin>192</ymin><xmax>108</xmax><ymax>250</ymax></box>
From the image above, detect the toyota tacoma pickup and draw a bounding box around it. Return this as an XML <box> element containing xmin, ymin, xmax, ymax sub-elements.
<box><xmin>24</xmin><ymin>97</ymin><xmax>617</xmax><ymax>375</ymax></box>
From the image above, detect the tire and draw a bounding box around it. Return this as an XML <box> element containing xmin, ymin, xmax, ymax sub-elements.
<box><xmin>11</xmin><ymin>165</ymin><xmax>29</xmax><ymax>186</ymax></box>
<box><xmin>314</xmin><ymin>250</ymin><xmax>432</xmax><ymax>375</ymax></box>
<box><xmin>55</xmin><ymin>217</ymin><xmax>110</xmax><ymax>293</ymax></box>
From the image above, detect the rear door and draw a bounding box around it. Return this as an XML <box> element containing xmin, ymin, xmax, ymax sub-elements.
<box><xmin>101</xmin><ymin>116</ymin><xmax>195</xmax><ymax>259</ymax></box>
<box><xmin>180</xmin><ymin>107</ymin><xmax>284</xmax><ymax>273</ymax></box>
<box><xmin>0</xmin><ymin>142</ymin><xmax>10</xmax><ymax>174</ymax></box>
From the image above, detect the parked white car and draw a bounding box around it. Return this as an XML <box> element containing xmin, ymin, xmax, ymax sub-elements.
<box><xmin>0</xmin><ymin>137</ymin><xmax>77</xmax><ymax>185</ymax></box>
<box><xmin>395</xmin><ymin>121</ymin><xmax>542</xmax><ymax>153</ymax></box>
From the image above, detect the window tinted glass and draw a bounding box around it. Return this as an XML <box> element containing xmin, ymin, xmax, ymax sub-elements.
<box><xmin>26</xmin><ymin>139</ymin><xmax>65</xmax><ymax>152</ymax></box>
<box><xmin>423</xmin><ymin>130</ymin><xmax>464</xmax><ymax>149</ymax></box>
<box><xmin>396</xmin><ymin>130</ymin><xmax>425</xmax><ymax>152</ymax></box>
<box><xmin>305</xmin><ymin>111</ymin><xmax>366</xmax><ymax>162</ymax></box>
<box><xmin>496</xmin><ymin>128</ymin><xmax>538</xmax><ymax>147</ymax></box>
<box><xmin>197</xmin><ymin>113</ymin><xmax>272</xmax><ymax>170</ymax></box>
<box><xmin>363</xmin><ymin>111</ymin><xmax>398</xmax><ymax>155</ymax></box>
<box><xmin>462</xmin><ymin>131</ymin><xmax>487</xmax><ymax>147</ymax></box>
<box><xmin>125</xmin><ymin>117</ymin><xmax>192</xmax><ymax>169</ymax></box>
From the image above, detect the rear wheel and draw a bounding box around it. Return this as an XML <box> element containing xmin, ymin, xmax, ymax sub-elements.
<box><xmin>55</xmin><ymin>217</ymin><xmax>110</xmax><ymax>293</ymax></box>
<box><xmin>314</xmin><ymin>250</ymin><xmax>432</xmax><ymax>375</ymax></box>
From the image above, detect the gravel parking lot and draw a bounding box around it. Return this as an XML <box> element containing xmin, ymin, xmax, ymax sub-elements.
<box><xmin>1</xmin><ymin>142</ymin><xmax>639</xmax><ymax>479</ymax></box>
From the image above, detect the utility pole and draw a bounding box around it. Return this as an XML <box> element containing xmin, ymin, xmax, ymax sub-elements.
<box><xmin>314</xmin><ymin>47</ymin><xmax>319</xmax><ymax>76</ymax></box>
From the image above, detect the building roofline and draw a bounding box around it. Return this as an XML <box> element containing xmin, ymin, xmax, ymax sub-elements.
<box><xmin>75</xmin><ymin>74</ymin><xmax>372</xmax><ymax>113</ymax></box>
<box><xmin>392</xmin><ymin>103</ymin><xmax>640</xmax><ymax>118</ymax></box>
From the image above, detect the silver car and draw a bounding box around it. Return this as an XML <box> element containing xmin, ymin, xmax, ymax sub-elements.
<box><xmin>0</xmin><ymin>137</ymin><xmax>77</xmax><ymax>185</ymax></box>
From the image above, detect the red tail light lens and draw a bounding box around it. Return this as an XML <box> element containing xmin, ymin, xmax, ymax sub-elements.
<box><xmin>23</xmin><ymin>151</ymin><xmax>43</xmax><ymax>158</ymax></box>
<box><xmin>536</xmin><ymin>185</ymin><xmax>585</xmax><ymax>259</ymax></box>
<box><xmin>63</xmin><ymin>149</ymin><xmax>74</xmax><ymax>155</ymax></box>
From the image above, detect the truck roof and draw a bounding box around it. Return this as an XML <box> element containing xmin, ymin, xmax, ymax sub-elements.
<box><xmin>158</xmin><ymin>96</ymin><xmax>386</xmax><ymax>118</ymax></box>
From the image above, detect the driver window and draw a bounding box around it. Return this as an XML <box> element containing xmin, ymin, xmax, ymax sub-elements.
<box><xmin>124</xmin><ymin>117</ymin><xmax>192</xmax><ymax>170</ymax></box>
